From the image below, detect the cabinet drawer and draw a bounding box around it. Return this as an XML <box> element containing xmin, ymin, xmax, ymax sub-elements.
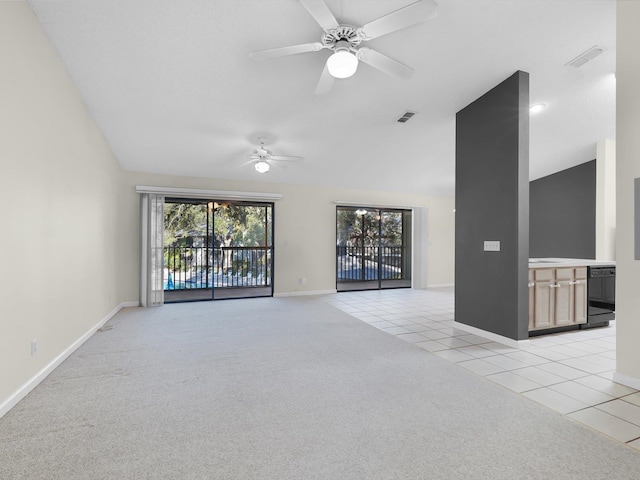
<box><xmin>534</xmin><ymin>268</ymin><xmax>554</xmax><ymax>282</ymax></box>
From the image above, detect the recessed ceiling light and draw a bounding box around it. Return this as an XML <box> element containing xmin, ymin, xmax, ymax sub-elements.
<box><xmin>529</xmin><ymin>103</ymin><xmax>546</xmax><ymax>114</ymax></box>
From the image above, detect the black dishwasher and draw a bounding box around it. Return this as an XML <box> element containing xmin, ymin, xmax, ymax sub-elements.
<box><xmin>582</xmin><ymin>266</ymin><xmax>616</xmax><ymax>329</ymax></box>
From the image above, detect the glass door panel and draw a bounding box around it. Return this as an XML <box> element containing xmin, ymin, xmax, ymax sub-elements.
<box><xmin>164</xmin><ymin>199</ymin><xmax>273</xmax><ymax>303</ymax></box>
<box><xmin>380</xmin><ymin>210</ymin><xmax>411</xmax><ymax>288</ymax></box>
<box><xmin>212</xmin><ymin>202</ymin><xmax>273</xmax><ymax>299</ymax></box>
<box><xmin>337</xmin><ymin>207</ymin><xmax>412</xmax><ymax>292</ymax></box>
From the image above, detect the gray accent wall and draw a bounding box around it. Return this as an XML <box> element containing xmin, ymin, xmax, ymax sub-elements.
<box><xmin>455</xmin><ymin>71</ymin><xmax>530</xmax><ymax>341</ymax></box>
<box><xmin>530</xmin><ymin>160</ymin><xmax>596</xmax><ymax>259</ymax></box>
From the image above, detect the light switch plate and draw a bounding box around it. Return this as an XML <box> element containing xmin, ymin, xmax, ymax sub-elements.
<box><xmin>484</xmin><ymin>240</ymin><xmax>500</xmax><ymax>252</ymax></box>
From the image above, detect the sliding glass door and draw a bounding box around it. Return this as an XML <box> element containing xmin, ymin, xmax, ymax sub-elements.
<box><xmin>164</xmin><ymin>199</ymin><xmax>273</xmax><ymax>302</ymax></box>
<box><xmin>336</xmin><ymin>206</ymin><xmax>412</xmax><ymax>291</ymax></box>
<box><xmin>211</xmin><ymin>202</ymin><xmax>273</xmax><ymax>300</ymax></box>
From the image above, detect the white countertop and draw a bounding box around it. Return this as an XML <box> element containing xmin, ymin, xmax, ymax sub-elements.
<box><xmin>528</xmin><ymin>258</ymin><xmax>616</xmax><ymax>268</ymax></box>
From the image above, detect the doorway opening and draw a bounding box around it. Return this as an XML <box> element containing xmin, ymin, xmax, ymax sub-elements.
<box><xmin>336</xmin><ymin>206</ymin><xmax>412</xmax><ymax>292</ymax></box>
<box><xmin>163</xmin><ymin>199</ymin><xmax>273</xmax><ymax>302</ymax></box>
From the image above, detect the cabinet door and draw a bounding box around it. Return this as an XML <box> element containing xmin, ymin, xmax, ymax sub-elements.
<box><xmin>528</xmin><ymin>269</ymin><xmax>535</xmax><ymax>331</ymax></box>
<box><xmin>573</xmin><ymin>267</ymin><xmax>587</xmax><ymax>325</ymax></box>
<box><xmin>533</xmin><ymin>269</ymin><xmax>554</xmax><ymax>330</ymax></box>
<box><xmin>554</xmin><ymin>268</ymin><xmax>574</xmax><ymax>326</ymax></box>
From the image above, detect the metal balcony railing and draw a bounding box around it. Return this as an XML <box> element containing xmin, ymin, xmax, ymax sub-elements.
<box><xmin>164</xmin><ymin>246</ymin><xmax>272</xmax><ymax>290</ymax></box>
<box><xmin>336</xmin><ymin>245</ymin><xmax>405</xmax><ymax>282</ymax></box>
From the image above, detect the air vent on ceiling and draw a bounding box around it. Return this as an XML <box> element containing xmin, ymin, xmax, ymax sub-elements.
<box><xmin>397</xmin><ymin>111</ymin><xmax>417</xmax><ymax>123</ymax></box>
<box><xmin>566</xmin><ymin>45</ymin><xmax>603</xmax><ymax>68</ymax></box>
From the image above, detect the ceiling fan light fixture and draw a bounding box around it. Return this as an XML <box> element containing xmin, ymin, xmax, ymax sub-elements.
<box><xmin>327</xmin><ymin>49</ymin><xmax>358</xmax><ymax>79</ymax></box>
<box><xmin>254</xmin><ymin>161</ymin><xmax>270</xmax><ymax>173</ymax></box>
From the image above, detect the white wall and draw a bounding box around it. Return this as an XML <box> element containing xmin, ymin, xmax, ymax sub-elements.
<box><xmin>615</xmin><ymin>1</ymin><xmax>640</xmax><ymax>387</ymax></box>
<box><xmin>0</xmin><ymin>2</ymin><xmax>126</xmax><ymax>413</ymax></box>
<box><xmin>596</xmin><ymin>139</ymin><xmax>616</xmax><ymax>261</ymax></box>
<box><xmin>121</xmin><ymin>172</ymin><xmax>455</xmax><ymax>298</ymax></box>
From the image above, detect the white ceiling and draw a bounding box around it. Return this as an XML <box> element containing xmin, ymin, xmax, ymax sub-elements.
<box><xmin>28</xmin><ymin>0</ymin><xmax>616</xmax><ymax>196</ymax></box>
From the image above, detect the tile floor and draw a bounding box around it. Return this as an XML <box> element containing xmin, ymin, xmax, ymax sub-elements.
<box><xmin>324</xmin><ymin>287</ymin><xmax>640</xmax><ymax>451</ymax></box>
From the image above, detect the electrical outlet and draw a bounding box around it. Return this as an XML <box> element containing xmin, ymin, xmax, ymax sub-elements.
<box><xmin>484</xmin><ymin>240</ymin><xmax>501</xmax><ymax>252</ymax></box>
<box><xmin>299</xmin><ymin>277</ymin><xmax>307</xmax><ymax>285</ymax></box>
<box><xmin>31</xmin><ymin>339</ymin><xmax>37</xmax><ymax>356</ymax></box>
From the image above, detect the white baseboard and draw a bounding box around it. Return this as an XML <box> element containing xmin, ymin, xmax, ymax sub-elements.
<box><xmin>613</xmin><ymin>372</ymin><xmax>640</xmax><ymax>390</ymax></box>
<box><xmin>274</xmin><ymin>289</ymin><xmax>337</xmax><ymax>298</ymax></box>
<box><xmin>424</xmin><ymin>283</ymin><xmax>454</xmax><ymax>289</ymax></box>
<box><xmin>0</xmin><ymin>301</ymin><xmax>135</xmax><ymax>419</ymax></box>
<box><xmin>453</xmin><ymin>321</ymin><xmax>530</xmax><ymax>349</ymax></box>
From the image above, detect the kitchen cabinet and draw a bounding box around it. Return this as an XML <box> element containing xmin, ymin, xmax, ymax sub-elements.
<box><xmin>554</xmin><ymin>268</ymin><xmax>574</xmax><ymax>327</ymax></box>
<box><xmin>529</xmin><ymin>266</ymin><xmax>587</xmax><ymax>332</ymax></box>
<box><xmin>528</xmin><ymin>269</ymin><xmax>534</xmax><ymax>331</ymax></box>
<box><xmin>532</xmin><ymin>269</ymin><xmax>554</xmax><ymax>330</ymax></box>
<box><xmin>573</xmin><ymin>267</ymin><xmax>587</xmax><ymax>324</ymax></box>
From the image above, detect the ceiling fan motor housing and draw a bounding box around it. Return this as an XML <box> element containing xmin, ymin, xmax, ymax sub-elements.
<box><xmin>322</xmin><ymin>25</ymin><xmax>361</xmax><ymax>50</ymax></box>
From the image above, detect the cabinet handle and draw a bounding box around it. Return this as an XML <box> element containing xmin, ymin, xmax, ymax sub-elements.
<box><xmin>569</xmin><ymin>280</ymin><xmax>580</xmax><ymax>285</ymax></box>
<box><xmin>550</xmin><ymin>284</ymin><xmax>560</xmax><ymax>288</ymax></box>
<box><xmin>528</xmin><ymin>282</ymin><xmax>535</xmax><ymax>288</ymax></box>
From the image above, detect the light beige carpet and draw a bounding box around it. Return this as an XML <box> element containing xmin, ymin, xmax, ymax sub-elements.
<box><xmin>1</xmin><ymin>296</ymin><xmax>639</xmax><ymax>479</ymax></box>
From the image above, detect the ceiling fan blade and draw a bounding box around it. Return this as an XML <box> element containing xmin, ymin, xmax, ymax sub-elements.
<box><xmin>358</xmin><ymin>0</ymin><xmax>438</xmax><ymax>40</ymax></box>
<box><xmin>269</xmin><ymin>155</ymin><xmax>304</xmax><ymax>162</ymax></box>
<box><xmin>269</xmin><ymin>159</ymin><xmax>294</xmax><ymax>170</ymax></box>
<box><xmin>238</xmin><ymin>159</ymin><xmax>256</xmax><ymax>168</ymax></box>
<box><xmin>299</xmin><ymin>0</ymin><xmax>339</xmax><ymax>31</ymax></box>
<box><xmin>357</xmin><ymin>47</ymin><xmax>414</xmax><ymax>79</ymax></box>
<box><xmin>249</xmin><ymin>42</ymin><xmax>324</xmax><ymax>60</ymax></box>
<box><xmin>315</xmin><ymin>61</ymin><xmax>334</xmax><ymax>95</ymax></box>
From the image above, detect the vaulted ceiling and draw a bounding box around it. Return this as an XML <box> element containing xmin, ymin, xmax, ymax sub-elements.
<box><xmin>29</xmin><ymin>0</ymin><xmax>616</xmax><ymax>195</ymax></box>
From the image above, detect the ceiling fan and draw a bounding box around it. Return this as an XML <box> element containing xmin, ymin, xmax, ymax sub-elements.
<box><xmin>244</xmin><ymin>137</ymin><xmax>304</xmax><ymax>173</ymax></box>
<box><xmin>249</xmin><ymin>0</ymin><xmax>438</xmax><ymax>94</ymax></box>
